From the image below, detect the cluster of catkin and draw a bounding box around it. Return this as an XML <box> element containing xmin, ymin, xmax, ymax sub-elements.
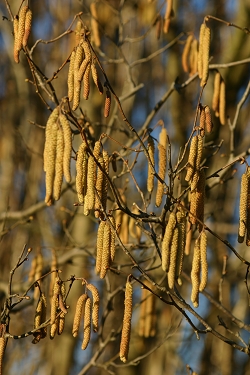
<box><xmin>138</xmin><ymin>282</ymin><xmax>156</xmax><ymax>338</ymax></box>
<box><xmin>190</xmin><ymin>231</ymin><xmax>208</xmax><ymax>308</ymax></box>
<box><xmin>72</xmin><ymin>284</ymin><xmax>100</xmax><ymax>350</ymax></box>
<box><xmin>198</xmin><ymin>23</ymin><xmax>210</xmax><ymax>87</ymax></box>
<box><xmin>43</xmin><ymin>107</ymin><xmax>72</xmax><ymax>206</ymax></box>
<box><xmin>13</xmin><ymin>5</ymin><xmax>32</xmax><ymax>63</ymax></box>
<box><xmin>67</xmin><ymin>22</ymin><xmax>103</xmax><ymax>111</ymax></box>
<box><xmin>238</xmin><ymin>167</ymin><xmax>250</xmax><ymax>245</ymax></box>
<box><xmin>146</xmin><ymin>128</ymin><xmax>168</xmax><ymax>207</ymax></box>
<box><xmin>76</xmin><ymin>140</ymin><xmax>109</xmax><ymax>217</ymax></box>
<box><xmin>96</xmin><ymin>216</ymin><xmax>116</xmax><ymax>278</ymax></box>
<box><xmin>182</xmin><ymin>34</ymin><xmax>198</xmax><ymax>76</ymax></box>
<box><xmin>120</xmin><ymin>280</ymin><xmax>133</xmax><ymax>362</ymax></box>
<box><xmin>50</xmin><ymin>277</ymin><xmax>68</xmax><ymax>339</ymax></box>
<box><xmin>185</xmin><ymin>134</ymin><xmax>205</xmax><ymax>231</ymax></box>
<box><xmin>212</xmin><ymin>71</ymin><xmax>227</xmax><ymax>125</ymax></box>
<box><xmin>161</xmin><ymin>207</ymin><xmax>186</xmax><ymax>288</ymax></box>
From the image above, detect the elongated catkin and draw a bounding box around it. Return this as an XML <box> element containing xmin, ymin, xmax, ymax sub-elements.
<box><xmin>185</xmin><ymin>135</ymin><xmax>198</xmax><ymax>182</ymax></box>
<box><xmin>86</xmin><ymin>284</ymin><xmax>100</xmax><ymax>332</ymax></box>
<box><xmin>182</xmin><ymin>35</ymin><xmax>193</xmax><ymax>73</ymax></box>
<box><xmin>219</xmin><ymin>79</ymin><xmax>226</xmax><ymax>125</ymax></box>
<box><xmin>22</xmin><ymin>8</ymin><xmax>32</xmax><ymax>47</ymax></box>
<box><xmin>16</xmin><ymin>6</ymin><xmax>28</xmax><ymax>52</ymax></box>
<box><xmin>198</xmin><ymin>24</ymin><xmax>206</xmax><ymax>79</ymax></box>
<box><xmin>147</xmin><ymin>136</ymin><xmax>155</xmax><ymax>193</ymax></box>
<box><xmin>104</xmin><ymin>89</ymin><xmax>111</xmax><ymax>118</ymax></box>
<box><xmin>59</xmin><ymin>114</ymin><xmax>72</xmax><ymax>183</ymax></box>
<box><xmin>167</xmin><ymin>227</ymin><xmax>179</xmax><ymax>289</ymax></box>
<box><xmin>96</xmin><ymin>220</ymin><xmax>105</xmax><ymax>274</ymax></box>
<box><xmin>162</xmin><ymin>212</ymin><xmax>176</xmax><ymax>272</ymax></box>
<box><xmin>68</xmin><ymin>50</ymin><xmax>75</xmax><ymax>102</ymax></box>
<box><xmin>238</xmin><ymin>171</ymin><xmax>249</xmax><ymax>242</ymax></box>
<box><xmin>191</xmin><ymin>239</ymin><xmax>201</xmax><ymax>308</ymax></box>
<box><xmin>100</xmin><ymin>221</ymin><xmax>111</xmax><ymax>279</ymax></box>
<box><xmin>120</xmin><ymin>281</ymin><xmax>133</xmax><ymax>363</ymax></box>
<box><xmin>199</xmin><ymin>231</ymin><xmax>208</xmax><ymax>291</ymax></box>
<box><xmin>72</xmin><ymin>294</ymin><xmax>88</xmax><ymax>337</ymax></box>
<box><xmin>76</xmin><ymin>141</ymin><xmax>88</xmax><ymax>204</ymax></box>
<box><xmin>212</xmin><ymin>72</ymin><xmax>221</xmax><ymax>116</ymax></box>
<box><xmin>53</xmin><ymin>126</ymin><xmax>64</xmax><ymax>201</ymax></box>
<box><xmin>156</xmin><ymin>128</ymin><xmax>168</xmax><ymax>207</ymax></box>
<box><xmin>81</xmin><ymin>297</ymin><xmax>91</xmax><ymax>350</ymax></box>
<box><xmin>200</xmin><ymin>25</ymin><xmax>210</xmax><ymax>86</ymax></box>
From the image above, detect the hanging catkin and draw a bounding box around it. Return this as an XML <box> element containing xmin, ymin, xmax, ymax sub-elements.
<box><xmin>109</xmin><ymin>216</ymin><xmax>117</xmax><ymax>261</ymax></box>
<box><xmin>100</xmin><ymin>221</ymin><xmax>111</xmax><ymax>279</ymax></box>
<box><xmin>120</xmin><ymin>281</ymin><xmax>133</xmax><ymax>363</ymax></box>
<box><xmin>238</xmin><ymin>171</ymin><xmax>249</xmax><ymax>243</ymax></box>
<box><xmin>161</xmin><ymin>212</ymin><xmax>176</xmax><ymax>272</ymax></box>
<box><xmin>76</xmin><ymin>141</ymin><xmax>88</xmax><ymax>204</ymax></box>
<box><xmin>204</xmin><ymin>105</ymin><xmax>213</xmax><ymax>133</ymax></box>
<box><xmin>86</xmin><ymin>284</ymin><xmax>100</xmax><ymax>332</ymax></box>
<box><xmin>176</xmin><ymin>208</ymin><xmax>186</xmax><ymax>283</ymax></box>
<box><xmin>182</xmin><ymin>35</ymin><xmax>193</xmax><ymax>73</ymax></box>
<box><xmin>212</xmin><ymin>72</ymin><xmax>221</xmax><ymax>116</ymax></box>
<box><xmin>185</xmin><ymin>135</ymin><xmax>198</xmax><ymax>182</ymax></box>
<box><xmin>219</xmin><ymin>79</ymin><xmax>226</xmax><ymax>125</ymax></box>
<box><xmin>22</xmin><ymin>8</ymin><xmax>32</xmax><ymax>47</ymax></box>
<box><xmin>101</xmin><ymin>150</ymin><xmax>109</xmax><ymax>212</ymax></box>
<box><xmin>156</xmin><ymin>128</ymin><xmax>168</xmax><ymax>207</ymax></box>
<box><xmin>167</xmin><ymin>227</ymin><xmax>179</xmax><ymax>289</ymax></box>
<box><xmin>84</xmin><ymin>155</ymin><xmax>96</xmax><ymax>212</ymax></box>
<box><xmin>200</xmin><ymin>25</ymin><xmax>210</xmax><ymax>86</ymax></box>
<box><xmin>72</xmin><ymin>44</ymin><xmax>84</xmax><ymax>110</ymax></box>
<box><xmin>147</xmin><ymin>136</ymin><xmax>155</xmax><ymax>193</ymax></box>
<box><xmin>53</xmin><ymin>126</ymin><xmax>64</xmax><ymax>201</ymax></box>
<box><xmin>91</xmin><ymin>63</ymin><xmax>103</xmax><ymax>94</ymax></box>
<box><xmin>163</xmin><ymin>0</ymin><xmax>173</xmax><ymax>34</ymax></box>
<box><xmin>199</xmin><ymin>106</ymin><xmax>206</xmax><ymax>137</ymax></box>
<box><xmin>81</xmin><ymin>297</ymin><xmax>91</xmax><ymax>350</ymax></box>
<box><xmin>68</xmin><ymin>49</ymin><xmax>76</xmax><ymax>102</ymax></box>
<box><xmin>191</xmin><ymin>239</ymin><xmax>201</xmax><ymax>308</ymax></box>
<box><xmin>0</xmin><ymin>336</ymin><xmax>5</xmax><ymax>375</ymax></box>
<box><xmin>199</xmin><ymin>231</ymin><xmax>208</xmax><ymax>291</ymax></box>
<box><xmin>72</xmin><ymin>293</ymin><xmax>88</xmax><ymax>337</ymax></box>
<box><xmin>96</xmin><ymin>220</ymin><xmax>105</xmax><ymax>274</ymax></box>
<box><xmin>95</xmin><ymin>156</ymin><xmax>104</xmax><ymax>217</ymax></box>
<box><xmin>16</xmin><ymin>6</ymin><xmax>28</xmax><ymax>53</ymax></box>
<box><xmin>198</xmin><ymin>23</ymin><xmax>206</xmax><ymax>80</ymax></box>
<box><xmin>59</xmin><ymin>114</ymin><xmax>72</xmax><ymax>183</ymax></box>
<box><xmin>13</xmin><ymin>17</ymin><xmax>20</xmax><ymax>63</ymax></box>
<box><xmin>104</xmin><ymin>89</ymin><xmax>111</xmax><ymax>118</ymax></box>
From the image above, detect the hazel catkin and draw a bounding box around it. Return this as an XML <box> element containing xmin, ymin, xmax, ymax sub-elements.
<box><xmin>120</xmin><ymin>281</ymin><xmax>133</xmax><ymax>363</ymax></box>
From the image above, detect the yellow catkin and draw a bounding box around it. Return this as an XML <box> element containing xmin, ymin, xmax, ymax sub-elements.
<box><xmin>59</xmin><ymin>114</ymin><xmax>72</xmax><ymax>183</ymax></box>
<box><xmin>182</xmin><ymin>35</ymin><xmax>193</xmax><ymax>73</ymax></box>
<box><xmin>199</xmin><ymin>231</ymin><xmax>208</xmax><ymax>291</ymax></box>
<box><xmin>199</xmin><ymin>106</ymin><xmax>206</xmax><ymax>138</ymax></box>
<box><xmin>176</xmin><ymin>208</ymin><xmax>186</xmax><ymax>280</ymax></box>
<box><xmin>185</xmin><ymin>135</ymin><xmax>198</xmax><ymax>182</ymax></box>
<box><xmin>104</xmin><ymin>90</ymin><xmax>111</xmax><ymax>118</ymax></box>
<box><xmin>167</xmin><ymin>227</ymin><xmax>179</xmax><ymax>289</ymax></box>
<box><xmin>72</xmin><ymin>44</ymin><xmax>84</xmax><ymax>110</ymax></box>
<box><xmin>13</xmin><ymin>17</ymin><xmax>20</xmax><ymax>63</ymax></box>
<box><xmin>75</xmin><ymin>20</ymin><xmax>83</xmax><ymax>46</ymax></box>
<box><xmin>16</xmin><ymin>6</ymin><xmax>28</xmax><ymax>52</ymax></box>
<box><xmin>163</xmin><ymin>0</ymin><xmax>173</xmax><ymax>34</ymax></box>
<box><xmin>219</xmin><ymin>79</ymin><xmax>226</xmax><ymax>125</ymax></box>
<box><xmin>58</xmin><ymin>312</ymin><xmax>66</xmax><ymax>335</ymax></box>
<box><xmin>81</xmin><ymin>297</ymin><xmax>91</xmax><ymax>350</ymax></box>
<box><xmin>50</xmin><ymin>320</ymin><xmax>58</xmax><ymax>339</ymax></box>
<box><xmin>200</xmin><ymin>25</ymin><xmax>210</xmax><ymax>86</ymax></box>
<box><xmin>44</xmin><ymin>108</ymin><xmax>59</xmax><ymax>206</ymax></box>
<box><xmin>189</xmin><ymin>39</ymin><xmax>198</xmax><ymax>76</ymax></box>
<box><xmin>101</xmin><ymin>150</ymin><xmax>109</xmax><ymax>212</ymax></box>
<box><xmin>78</xmin><ymin>40</ymin><xmax>92</xmax><ymax>82</ymax></box>
<box><xmin>94</xmin><ymin>156</ymin><xmax>104</xmax><ymax>218</ymax></box>
<box><xmin>212</xmin><ymin>72</ymin><xmax>221</xmax><ymax>116</ymax></box>
<box><xmin>246</xmin><ymin>168</ymin><xmax>250</xmax><ymax>246</ymax></box>
<box><xmin>22</xmin><ymin>8</ymin><xmax>32</xmax><ymax>47</ymax></box>
<box><xmin>72</xmin><ymin>294</ymin><xmax>88</xmax><ymax>337</ymax></box>
<box><xmin>68</xmin><ymin>49</ymin><xmax>76</xmax><ymax>102</ymax></box>
<box><xmin>50</xmin><ymin>294</ymin><xmax>58</xmax><ymax>326</ymax></box>
<box><xmin>204</xmin><ymin>105</ymin><xmax>213</xmax><ymax>133</ymax></box>
<box><xmin>100</xmin><ymin>221</ymin><xmax>111</xmax><ymax>279</ymax></box>
<box><xmin>91</xmin><ymin>63</ymin><xmax>103</xmax><ymax>94</ymax></box>
<box><xmin>197</xmin><ymin>23</ymin><xmax>206</xmax><ymax>79</ymax></box>
<box><xmin>109</xmin><ymin>216</ymin><xmax>116</xmax><ymax>262</ymax></box>
<box><xmin>195</xmin><ymin>135</ymin><xmax>203</xmax><ymax>171</ymax></box>
<box><xmin>156</xmin><ymin>128</ymin><xmax>168</xmax><ymax>207</ymax></box>
<box><xmin>84</xmin><ymin>155</ymin><xmax>96</xmax><ymax>211</ymax></box>
<box><xmin>161</xmin><ymin>212</ymin><xmax>176</xmax><ymax>272</ymax></box>
<box><xmin>0</xmin><ymin>337</ymin><xmax>6</xmax><ymax>374</ymax></box>
<box><xmin>120</xmin><ymin>281</ymin><xmax>133</xmax><ymax>363</ymax></box>
<box><xmin>83</xmin><ymin>63</ymin><xmax>91</xmax><ymax>100</ymax></box>
<box><xmin>238</xmin><ymin>172</ymin><xmax>249</xmax><ymax>242</ymax></box>
<box><xmin>189</xmin><ymin>169</ymin><xmax>205</xmax><ymax>228</ymax></box>
<box><xmin>191</xmin><ymin>239</ymin><xmax>201</xmax><ymax>308</ymax></box>
<box><xmin>76</xmin><ymin>141</ymin><xmax>88</xmax><ymax>204</ymax></box>
<box><xmin>96</xmin><ymin>220</ymin><xmax>106</xmax><ymax>274</ymax></box>
<box><xmin>53</xmin><ymin>126</ymin><xmax>64</xmax><ymax>201</ymax></box>
<box><xmin>90</xmin><ymin>2</ymin><xmax>101</xmax><ymax>47</ymax></box>
<box><xmin>87</xmin><ymin>284</ymin><xmax>100</xmax><ymax>332</ymax></box>
<box><xmin>147</xmin><ymin>136</ymin><xmax>155</xmax><ymax>193</ymax></box>
<box><xmin>33</xmin><ymin>292</ymin><xmax>47</xmax><ymax>343</ymax></box>
<box><xmin>185</xmin><ymin>222</ymin><xmax>192</xmax><ymax>255</ymax></box>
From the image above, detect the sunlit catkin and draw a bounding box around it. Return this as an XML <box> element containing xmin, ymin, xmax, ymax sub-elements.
<box><xmin>13</xmin><ymin>17</ymin><xmax>20</xmax><ymax>63</ymax></box>
<box><xmin>100</xmin><ymin>221</ymin><xmax>111</xmax><ymax>279</ymax></box>
<box><xmin>182</xmin><ymin>35</ymin><xmax>193</xmax><ymax>73</ymax></box>
<box><xmin>185</xmin><ymin>222</ymin><xmax>192</xmax><ymax>256</ymax></box>
<box><xmin>72</xmin><ymin>294</ymin><xmax>88</xmax><ymax>337</ymax></box>
<box><xmin>120</xmin><ymin>281</ymin><xmax>133</xmax><ymax>363</ymax></box>
<box><xmin>212</xmin><ymin>72</ymin><xmax>221</xmax><ymax>116</ymax></box>
<box><xmin>200</xmin><ymin>25</ymin><xmax>210</xmax><ymax>86</ymax></box>
<box><xmin>53</xmin><ymin>127</ymin><xmax>64</xmax><ymax>201</ymax></box>
<box><xmin>83</xmin><ymin>63</ymin><xmax>91</xmax><ymax>100</ymax></box>
<box><xmin>198</xmin><ymin>23</ymin><xmax>206</xmax><ymax>79</ymax></box>
<box><xmin>72</xmin><ymin>44</ymin><xmax>84</xmax><ymax>110</ymax></box>
<box><xmin>90</xmin><ymin>2</ymin><xmax>101</xmax><ymax>47</ymax></box>
<box><xmin>22</xmin><ymin>8</ymin><xmax>32</xmax><ymax>48</ymax></box>
<box><xmin>58</xmin><ymin>312</ymin><xmax>66</xmax><ymax>335</ymax></box>
<box><xmin>16</xmin><ymin>6</ymin><xmax>28</xmax><ymax>52</ymax></box>
<box><xmin>199</xmin><ymin>106</ymin><xmax>206</xmax><ymax>138</ymax></box>
<box><xmin>109</xmin><ymin>216</ymin><xmax>116</xmax><ymax>261</ymax></box>
<box><xmin>76</xmin><ymin>141</ymin><xmax>88</xmax><ymax>204</ymax></box>
<box><xmin>91</xmin><ymin>63</ymin><xmax>103</xmax><ymax>94</ymax></box>
<box><xmin>189</xmin><ymin>39</ymin><xmax>198</xmax><ymax>76</ymax></box>
<box><xmin>104</xmin><ymin>89</ymin><xmax>111</xmax><ymax>118</ymax></box>
<box><xmin>34</xmin><ymin>293</ymin><xmax>47</xmax><ymax>330</ymax></box>
<box><xmin>67</xmin><ymin>49</ymin><xmax>75</xmax><ymax>102</ymax></box>
<box><xmin>81</xmin><ymin>297</ymin><xmax>91</xmax><ymax>350</ymax></box>
<box><xmin>176</xmin><ymin>208</ymin><xmax>186</xmax><ymax>280</ymax></box>
<box><xmin>0</xmin><ymin>337</ymin><xmax>6</xmax><ymax>374</ymax></box>
<box><xmin>147</xmin><ymin>136</ymin><xmax>155</xmax><ymax>193</ymax></box>
<box><xmin>59</xmin><ymin>114</ymin><xmax>72</xmax><ymax>183</ymax></box>
<box><xmin>96</xmin><ymin>220</ymin><xmax>105</xmax><ymax>274</ymax></box>
<box><xmin>162</xmin><ymin>212</ymin><xmax>176</xmax><ymax>272</ymax></box>
<box><xmin>238</xmin><ymin>172</ymin><xmax>249</xmax><ymax>243</ymax></box>
<box><xmin>191</xmin><ymin>239</ymin><xmax>201</xmax><ymax>308</ymax></box>
<box><xmin>219</xmin><ymin>79</ymin><xmax>226</xmax><ymax>125</ymax></box>
<box><xmin>95</xmin><ymin>156</ymin><xmax>104</xmax><ymax>217</ymax></box>
<box><xmin>156</xmin><ymin>128</ymin><xmax>168</xmax><ymax>207</ymax></box>
<box><xmin>199</xmin><ymin>231</ymin><xmax>208</xmax><ymax>291</ymax></box>
<box><xmin>185</xmin><ymin>135</ymin><xmax>198</xmax><ymax>182</ymax></box>
<box><xmin>204</xmin><ymin>105</ymin><xmax>213</xmax><ymax>133</ymax></box>
<box><xmin>84</xmin><ymin>155</ymin><xmax>96</xmax><ymax>211</ymax></box>
<box><xmin>167</xmin><ymin>227</ymin><xmax>179</xmax><ymax>289</ymax></box>
<box><xmin>74</xmin><ymin>20</ymin><xmax>82</xmax><ymax>46</ymax></box>
<box><xmin>163</xmin><ymin>0</ymin><xmax>173</xmax><ymax>34</ymax></box>
<box><xmin>87</xmin><ymin>284</ymin><xmax>100</xmax><ymax>332</ymax></box>
<box><xmin>101</xmin><ymin>150</ymin><xmax>109</xmax><ymax>212</ymax></box>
